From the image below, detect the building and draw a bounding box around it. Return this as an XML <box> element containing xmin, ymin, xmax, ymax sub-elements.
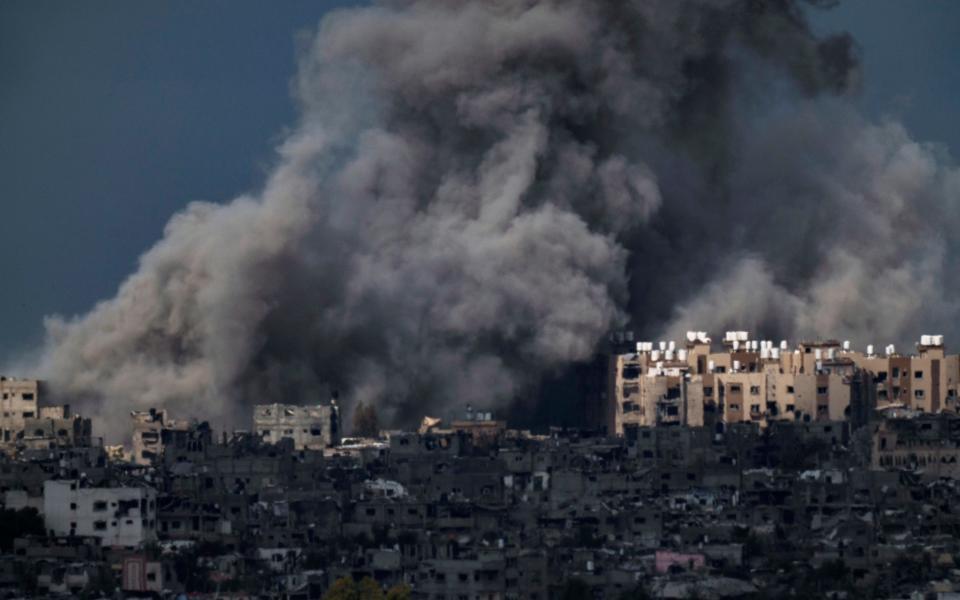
<box><xmin>1</xmin><ymin>378</ymin><xmax>90</xmax><ymax>454</ymax></box>
<box><xmin>871</xmin><ymin>413</ymin><xmax>960</xmax><ymax>476</ymax></box>
<box><xmin>254</xmin><ymin>402</ymin><xmax>340</xmax><ymax>450</ymax></box>
<box><xmin>1</xmin><ymin>377</ymin><xmax>41</xmax><ymax>447</ymax></box>
<box><xmin>131</xmin><ymin>408</ymin><xmax>209</xmax><ymax>465</ymax></box>
<box><xmin>19</xmin><ymin>406</ymin><xmax>92</xmax><ymax>451</ymax></box>
<box><xmin>43</xmin><ymin>480</ymin><xmax>157</xmax><ymax>547</ymax></box>
<box><xmin>844</xmin><ymin>335</ymin><xmax>960</xmax><ymax>413</ymax></box>
<box><xmin>609</xmin><ymin>332</ymin><xmax>874</xmax><ymax>435</ymax></box>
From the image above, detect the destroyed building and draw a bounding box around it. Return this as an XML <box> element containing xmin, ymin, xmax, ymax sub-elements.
<box><xmin>253</xmin><ymin>402</ymin><xmax>340</xmax><ymax>450</ymax></box>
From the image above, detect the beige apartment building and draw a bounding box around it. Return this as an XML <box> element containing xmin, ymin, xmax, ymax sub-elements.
<box><xmin>253</xmin><ymin>402</ymin><xmax>340</xmax><ymax>450</ymax></box>
<box><xmin>607</xmin><ymin>331</ymin><xmax>943</xmax><ymax>436</ymax></box>
<box><xmin>1</xmin><ymin>376</ymin><xmax>41</xmax><ymax>444</ymax></box>
<box><xmin>1</xmin><ymin>377</ymin><xmax>92</xmax><ymax>453</ymax></box>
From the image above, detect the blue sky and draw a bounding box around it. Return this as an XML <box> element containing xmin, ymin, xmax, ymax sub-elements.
<box><xmin>0</xmin><ymin>1</ymin><xmax>957</xmax><ymax>365</ymax></box>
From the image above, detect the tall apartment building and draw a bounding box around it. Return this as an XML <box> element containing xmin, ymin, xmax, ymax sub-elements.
<box><xmin>607</xmin><ymin>331</ymin><xmax>944</xmax><ymax>436</ymax></box>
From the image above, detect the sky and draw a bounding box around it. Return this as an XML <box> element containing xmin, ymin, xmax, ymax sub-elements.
<box><xmin>0</xmin><ymin>0</ymin><xmax>958</xmax><ymax>366</ymax></box>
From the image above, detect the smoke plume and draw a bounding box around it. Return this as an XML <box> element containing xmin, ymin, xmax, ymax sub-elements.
<box><xmin>32</xmin><ymin>0</ymin><xmax>960</xmax><ymax>436</ymax></box>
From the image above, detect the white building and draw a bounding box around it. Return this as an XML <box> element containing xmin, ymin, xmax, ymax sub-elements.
<box><xmin>43</xmin><ymin>480</ymin><xmax>157</xmax><ymax>547</ymax></box>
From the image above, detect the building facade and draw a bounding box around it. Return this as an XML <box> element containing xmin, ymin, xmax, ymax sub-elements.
<box><xmin>43</xmin><ymin>480</ymin><xmax>158</xmax><ymax>547</ymax></box>
<box><xmin>254</xmin><ymin>402</ymin><xmax>340</xmax><ymax>450</ymax></box>
<box><xmin>609</xmin><ymin>332</ymin><xmax>959</xmax><ymax>436</ymax></box>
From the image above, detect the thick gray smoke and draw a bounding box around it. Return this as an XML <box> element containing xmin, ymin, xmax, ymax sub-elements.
<box><xmin>32</xmin><ymin>0</ymin><xmax>960</xmax><ymax>437</ymax></box>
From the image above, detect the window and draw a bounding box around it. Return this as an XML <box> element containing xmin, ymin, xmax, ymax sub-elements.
<box><xmin>730</xmin><ymin>384</ymin><xmax>741</xmax><ymax>393</ymax></box>
<box><xmin>750</xmin><ymin>404</ymin><xmax>761</xmax><ymax>414</ymax></box>
<box><xmin>817</xmin><ymin>386</ymin><xmax>828</xmax><ymax>395</ymax></box>
<box><xmin>915</xmin><ymin>390</ymin><xmax>925</xmax><ymax>399</ymax></box>
<box><xmin>878</xmin><ymin>389</ymin><xmax>888</xmax><ymax>399</ymax></box>
<box><xmin>69</xmin><ymin>503</ymin><xmax>77</xmax><ymax>510</ymax></box>
<box><xmin>22</xmin><ymin>411</ymin><xmax>33</xmax><ymax>418</ymax></box>
<box><xmin>892</xmin><ymin>367</ymin><xmax>900</xmax><ymax>378</ymax></box>
<box><xmin>703</xmin><ymin>386</ymin><xmax>713</xmax><ymax>397</ymax></box>
<box><xmin>750</xmin><ymin>386</ymin><xmax>760</xmax><ymax>395</ymax></box>
<box><xmin>729</xmin><ymin>404</ymin><xmax>740</xmax><ymax>411</ymax></box>
<box><xmin>93</xmin><ymin>501</ymin><xmax>107</xmax><ymax>512</ymax></box>
<box><xmin>94</xmin><ymin>521</ymin><xmax>107</xmax><ymax>531</ymax></box>
<box><xmin>785</xmin><ymin>404</ymin><xmax>795</xmax><ymax>412</ymax></box>
<box><xmin>876</xmin><ymin>371</ymin><xmax>887</xmax><ymax>383</ymax></box>
<box><xmin>786</xmin><ymin>386</ymin><xmax>795</xmax><ymax>394</ymax></box>
<box><xmin>915</xmin><ymin>371</ymin><xmax>924</xmax><ymax>379</ymax></box>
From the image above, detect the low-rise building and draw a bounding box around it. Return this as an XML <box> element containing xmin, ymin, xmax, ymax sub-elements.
<box><xmin>131</xmin><ymin>408</ymin><xmax>209</xmax><ymax>465</ymax></box>
<box><xmin>43</xmin><ymin>480</ymin><xmax>157</xmax><ymax>547</ymax></box>
<box><xmin>254</xmin><ymin>402</ymin><xmax>340</xmax><ymax>450</ymax></box>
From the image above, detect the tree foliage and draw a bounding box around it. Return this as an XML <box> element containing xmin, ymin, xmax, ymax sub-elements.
<box><xmin>385</xmin><ymin>582</ymin><xmax>412</xmax><ymax>600</ymax></box>
<box><xmin>323</xmin><ymin>576</ymin><xmax>406</xmax><ymax>600</ymax></box>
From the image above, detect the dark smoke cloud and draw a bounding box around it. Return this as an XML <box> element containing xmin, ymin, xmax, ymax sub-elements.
<box><xmin>27</xmin><ymin>0</ymin><xmax>959</xmax><ymax>438</ymax></box>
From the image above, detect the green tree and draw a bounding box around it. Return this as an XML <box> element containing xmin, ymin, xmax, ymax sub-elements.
<box><xmin>323</xmin><ymin>577</ymin><xmax>358</xmax><ymax>600</ymax></box>
<box><xmin>323</xmin><ymin>576</ymin><xmax>385</xmax><ymax>600</ymax></box>
<box><xmin>357</xmin><ymin>577</ymin><xmax>384</xmax><ymax>599</ymax></box>
<box><xmin>353</xmin><ymin>403</ymin><xmax>381</xmax><ymax>438</ymax></box>
<box><xmin>385</xmin><ymin>582</ymin><xmax>412</xmax><ymax>600</ymax></box>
